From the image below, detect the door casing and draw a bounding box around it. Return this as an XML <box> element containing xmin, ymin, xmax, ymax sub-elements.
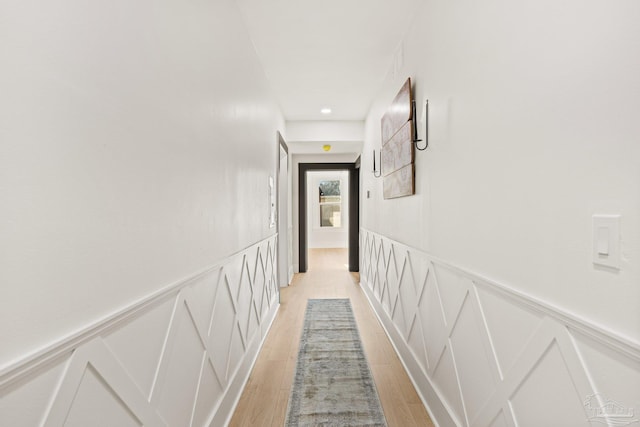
<box><xmin>298</xmin><ymin>162</ymin><xmax>359</xmax><ymax>272</ymax></box>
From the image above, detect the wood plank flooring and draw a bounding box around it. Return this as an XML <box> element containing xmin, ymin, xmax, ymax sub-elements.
<box><xmin>228</xmin><ymin>248</ymin><xmax>435</xmax><ymax>427</ymax></box>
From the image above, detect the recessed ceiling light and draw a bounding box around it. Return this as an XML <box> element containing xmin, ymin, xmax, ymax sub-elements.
<box><xmin>320</xmin><ymin>108</ymin><xmax>332</xmax><ymax>115</ymax></box>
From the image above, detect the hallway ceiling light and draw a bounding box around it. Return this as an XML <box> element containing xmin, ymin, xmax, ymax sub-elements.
<box><xmin>322</xmin><ymin>144</ymin><xmax>331</xmax><ymax>152</ymax></box>
<box><xmin>320</xmin><ymin>108</ymin><xmax>332</xmax><ymax>115</ymax></box>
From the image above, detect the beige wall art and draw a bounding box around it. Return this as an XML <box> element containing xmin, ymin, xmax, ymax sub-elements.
<box><xmin>381</xmin><ymin>78</ymin><xmax>415</xmax><ymax>199</ymax></box>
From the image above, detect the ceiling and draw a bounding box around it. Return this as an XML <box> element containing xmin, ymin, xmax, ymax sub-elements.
<box><xmin>234</xmin><ymin>0</ymin><xmax>425</xmax><ymax>121</ymax></box>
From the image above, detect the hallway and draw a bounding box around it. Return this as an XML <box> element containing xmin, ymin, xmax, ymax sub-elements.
<box><xmin>2</xmin><ymin>0</ymin><xmax>638</xmax><ymax>425</ymax></box>
<box><xmin>229</xmin><ymin>249</ymin><xmax>434</xmax><ymax>426</ymax></box>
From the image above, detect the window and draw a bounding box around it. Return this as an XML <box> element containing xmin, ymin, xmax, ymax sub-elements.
<box><xmin>319</xmin><ymin>180</ymin><xmax>341</xmax><ymax>227</ymax></box>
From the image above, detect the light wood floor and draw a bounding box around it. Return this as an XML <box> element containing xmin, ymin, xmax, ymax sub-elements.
<box><xmin>228</xmin><ymin>248</ymin><xmax>435</xmax><ymax>427</ymax></box>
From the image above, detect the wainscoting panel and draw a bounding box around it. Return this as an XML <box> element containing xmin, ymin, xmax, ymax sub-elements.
<box><xmin>0</xmin><ymin>235</ymin><xmax>279</xmax><ymax>427</ymax></box>
<box><xmin>360</xmin><ymin>229</ymin><xmax>640</xmax><ymax>427</ymax></box>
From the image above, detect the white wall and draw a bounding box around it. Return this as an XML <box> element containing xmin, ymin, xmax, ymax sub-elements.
<box><xmin>285</xmin><ymin>121</ymin><xmax>364</xmax><ymax>155</ymax></box>
<box><xmin>307</xmin><ymin>171</ymin><xmax>349</xmax><ymax>249</ymax></box>
<box><xmin>361</xmin><ymin>0</ymin><xmax>640</xmax><ymax>425</ymax></box>
<box><xmin>363</xmin><ymin>0</ymin><xmax>640</xmax><ymax>345</ymax></box>
<box><xmin>0</xmin><ymin>0</ymin><xmax>283</xmax><ymax>424</ymax></box>
<box><xmin>286</xmin><ymin>120</ymin><xmax>364</xmax><ymax>142</ymax></box>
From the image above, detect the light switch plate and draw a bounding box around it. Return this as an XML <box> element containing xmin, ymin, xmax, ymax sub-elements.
<box><xmin>592</xmin><ymin>215</ymin><xmax>621</xmax><ymax>269</ymax></box>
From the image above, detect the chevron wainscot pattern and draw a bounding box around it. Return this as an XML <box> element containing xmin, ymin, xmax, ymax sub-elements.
<box><xmin>360</xmin><ymin>228</ymin><xmax>640</xmax><ymax>427</ymax></box>
<box><xmin>0</xmin><ymin>235</ymin><xmax>279</xmax><ymax>427</ymax></box>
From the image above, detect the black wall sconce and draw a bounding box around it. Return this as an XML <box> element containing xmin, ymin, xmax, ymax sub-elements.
<box><xmin>372</xmin><ymin>149</ymin><xmax>381</xmax><ymax>178</ymax></box>
<box><xmin>412</xmin><ymin>99</ymin><xmax>429</xmax><ymax>151</ymax></box>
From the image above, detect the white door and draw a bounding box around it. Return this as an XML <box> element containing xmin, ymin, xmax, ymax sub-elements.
<box><xmin>277</xmin><ymin>141</ymin><xmax>292</xmax><ymax>287</ymax></box>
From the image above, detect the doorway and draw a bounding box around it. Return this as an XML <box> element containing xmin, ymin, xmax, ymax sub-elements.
<box><xmin>298</xmin><ymin>162</ymin><xmax>359</xmax><ymax>273</ymax></box>
<box><xmin>307</xmin><ymin>171</ymin><xmax>349</xmax><ymax>270</ymax></box>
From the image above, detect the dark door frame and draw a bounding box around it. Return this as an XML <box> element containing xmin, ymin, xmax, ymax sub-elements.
<box><xmin>298</xmin><ymin>162</ymin><xmax>360</xmax><ymax>272</ymax></box>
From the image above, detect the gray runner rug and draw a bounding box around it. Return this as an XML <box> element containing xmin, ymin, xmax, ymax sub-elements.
<box><xmin>285</xmin><ymin>298</ymin><xmax>388</xmax><ymax>426</ymax></box>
